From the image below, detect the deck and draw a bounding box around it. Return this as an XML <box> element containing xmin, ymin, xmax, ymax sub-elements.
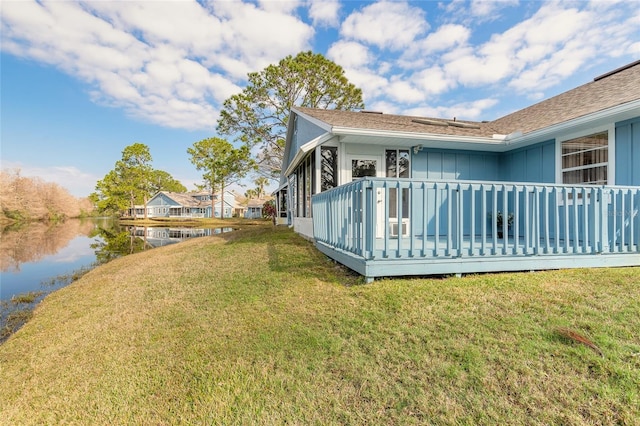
<box><xmin>312</xmin><ymin>178</ymin><xmax>640</xmax><ymax>281</ymax></box>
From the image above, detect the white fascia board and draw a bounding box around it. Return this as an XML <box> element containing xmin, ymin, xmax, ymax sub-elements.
<box><xmin>282</xmin><ymin>132</ymin><xmax>334</xmax><ymax>177</ymax></box>
<box><xmin>331</xmin><ymin>126</ymin><xmax>497</xmax><ymax>144</ymax></box>
<box><xmin>505</xmin><ymin>99</ymin><xmax>640</xmax><ymax>148</ymax></box>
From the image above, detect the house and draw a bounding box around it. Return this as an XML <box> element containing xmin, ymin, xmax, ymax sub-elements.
<box><xmin>129</xmin><ymin>191</ymin><xmax>237</xmax><ymax>219</ymax></box>
<box><xmin>274</xmin><ymin>60</ymin><xmax>640</xmax><ymax>282</ymax></box>
<box><xmin>245</xmin><ymin>198</ymin><xmax>268</xmax><ymax>219</ymax></box>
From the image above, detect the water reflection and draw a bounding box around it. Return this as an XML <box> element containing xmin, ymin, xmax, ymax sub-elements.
<box><xmin>1</xmin><ymin>219</ymin><xmax>233</xmax><ymax>342</ymax></box>
<box><xmin>1</xmin><ymin>220</ymin><xmax>232</xmax><ymax>300</ymax></box>
<box><xmin>0</xmin><ymin>219</ymin><xmax>98</xmax><ymax>273</ymax></box>
<box><xmin>126</xmin><ymin>226</ymin><xmax>233</xmax><ymax>249</ymax></box>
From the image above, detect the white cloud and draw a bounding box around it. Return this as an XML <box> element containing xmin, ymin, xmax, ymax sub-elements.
<box><xmin>308</xmin><ymin>0</ymin><xmax>341</xmax><ymax>27</ymax></box>
<box><xmin>412</xmin><ymin>66</ymin><xmax>456</xmax><ymax>96</ymax></box>
<box><xmin>341</xmin><ymin>67</ymin><xmax>389</xmax><ymax>103</ymax></box>
<box><xmin>385</xmin><ymin>80</ymin><xmax>425</xmax><ymax>104</ymax></box>
<box><xmin>0</xmin><ymin>0</ymin><xmax>314</xmax><ymax>131</ymax></box>
<box><xmin>258</xmin><ymin>0</ymin><xmax>303</xmax><ymax>14</ymax></box>
<box><xmin>327</xmin><ymin>40</ymin><xmax>371</xmax><ymax>68</ymax></box>
<box><xmin>421</xmin><ymin>24</ymin><xmax>471</xmax><ymax>54</ymax></box>
<box><xmin>340</xmin><ymin>1</ymin><xmax>428</xmax><ymax>50</ymax></box>
<box><xmin>1</xmin><ymin>0</ymin><xmax>639</xmax><ymax>138</ymax></box>
<box><xmin>399</xmin><ymin>24</ymin><xmax>471</xmax><ymax>69</ymax></box>
<box><xmin>470</xmin><ymin>0</ymin><xmax>519</xmax><ymax>19</ymax></box>
<box><xmin>405</xmin><ymin>98</ymin><xmax>498</xmax><ymax>121</ymax></box>
<box><xmin>431</xmin><ymin>1</ymin><xmax>638</xmax><ymax>95</ymax></box>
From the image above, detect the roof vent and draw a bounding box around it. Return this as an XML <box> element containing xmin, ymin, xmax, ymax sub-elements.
<box><xmin>360</xmin><ymin>110</ymin><xmax>383</xmax><ymax>114</ymax></box>
<box><xmin>412</xmin><ymin>118</ymin><xmax>448</xmax><ymax>127</ymax></box>
<box><xmin>446</xmin><ymin>121</ymin><xmax>481</xmax><ymax>129</ymax></box>
<box><xmin>594</xmin><ymin>59</ymin><xmax>640</xmax><ymax>81</ymax></box>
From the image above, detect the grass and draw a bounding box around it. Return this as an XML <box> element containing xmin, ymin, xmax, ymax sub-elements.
<box><xmin>0</xmin><ymin>221</ymin><xmax>639</xmax><ymax>425</ymax></box>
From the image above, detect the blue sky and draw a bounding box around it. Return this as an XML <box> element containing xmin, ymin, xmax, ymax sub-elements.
<box><xmin>1</xmin><ymin>0</ymin><xmax>639</xmax><ymax>197</ymax></box>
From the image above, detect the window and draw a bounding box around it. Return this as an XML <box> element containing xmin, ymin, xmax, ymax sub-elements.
<box><xmin>386</xmin><ymin>149</ymin><xmax>410</xmax><ymax>179</ymax></box>
<box><xmin>278</xmin><ymin>189</ymin><xmax>287</xmax><ymax>218</ymax></box>
<box><xmin>386</xmin><ymin>150</ymin><xmax>410</xmax><ymax>219</ymax></box>
<box><xmin>351</xmin><ymin>160</ymin><xmax>377</xmax><ymax>181</ymax></box>
<box><xmin>320</xmin><ymin>146</ymin><xmax>338</xmax><ymax>191</ymax></box>
<box><xmin>294</xmin><ymin>153</ymin><xmax>315</xmax><ymax>218</ymax></box>
<box><xmin>562</xmin><ymin>131</ymin><xmax>608</xmax><ymax>185</ymax></box>
<box><xmin>288</xmin><ymin>174</ymin><xmax>296</xmax><ymax>218</ymax></box>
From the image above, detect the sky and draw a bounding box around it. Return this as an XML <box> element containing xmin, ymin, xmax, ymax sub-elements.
<box><xmin>1</xmin><ymin>0</ymin><xmax>639</xmax><ymax>197</ymax></box>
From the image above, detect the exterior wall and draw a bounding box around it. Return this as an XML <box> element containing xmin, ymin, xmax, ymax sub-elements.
<box><xmin>412</xmin><ymin>149</ymin><xmax>501</xmax><ymax>181</ymax></box>
<box><xmin>287</xmin><ymin>115</ymin><xmax>326</xmax><ymax>167</ymax></box>
<box><xmin>616</xmin><ymin>117</ymin><xmax>640</xmax><ymax>186</ymax></box>
<box><xmin>293</xmin><ymin>217</ymin><xmax>314</xmax><ymax>240</ymax></box>
<box><xmin>147</xmin><ymin>193</ymin><xmax>177</xmax><ymax>217</ymax></box>
<box><xmin>212</xmin><ymin>201</ymin><xmax>233</xmax><ymax>218</ymax></box>
<box><xmin>410</xmin><ymin>149</ymin><xmax>500</xmax><ymax>236</ymax></box>
<box><xmin>245</xmin><ymin>207</ymin><xmax>262</xmax><ymax>219</ymax></box>
<box><xmin>499</xmin><ymin>139</ymin><xmax>555</xmax><ymax>183</ymax></box>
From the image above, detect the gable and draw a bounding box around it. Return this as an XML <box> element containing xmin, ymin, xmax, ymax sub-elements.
<box><xmin>148</xmin><ymin>192</ymin><xmax>180</xmax><ymax>207</ymax></box>
<box><xmin>284</xmin><ymin>113</ymin><xmax>327</xmax><ymax>169</ymax></box>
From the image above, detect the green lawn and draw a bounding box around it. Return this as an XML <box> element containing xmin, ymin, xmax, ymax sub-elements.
<box><xmin>1</xmin><ymin>222</ymin><xmax>638</xmax><ymax>425</ymax></box>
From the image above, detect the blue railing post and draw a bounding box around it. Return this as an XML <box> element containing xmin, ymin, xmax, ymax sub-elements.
<box><xmin>311</xmin><ymin>178</ymin><xmax>639</xmax><ymax>272</ymax></box>
<box><xmin>601</xmin><ymin>188</ymin><xmax>610</xmax><ymax>253</ymax></box>
<box><xmin>364</xmin><ymin>180</ymin><xmax>374</xmax><ymax>260</ymax></box>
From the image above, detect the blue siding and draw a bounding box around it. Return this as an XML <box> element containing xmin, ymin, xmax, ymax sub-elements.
<box><xmin>147</xmin><ymin>193</ymin><xmax>175</xmax><ymax>207</ymax></box>
<box><xmin>499</xmin><ymin>139</ymin><xmax>555</xmax><ymax>183</ymax></box>
<box><xmin>411</xmin><ymin>150</ymin><xmax>500</xmax><ymax>236</ymax></box>
<box><xmin>412</xmin><ymin>149</ymin><xmax>500</xmax><ymax>181</ymax></box>
<box><xmin>616</xmin><ymin>117</ymin><xmax>640</xmax><ymax>186</ymax></box>
<box><xmin>287</xmin><ymin>116</ymin><xmax>326</xmax><ymax>167</ymax></box>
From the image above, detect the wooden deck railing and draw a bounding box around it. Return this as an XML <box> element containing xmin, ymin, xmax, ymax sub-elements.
<box><xmin>312</xmin><ymin>178</ymin><xmax>640</xmax><ymax>261</ymax></box>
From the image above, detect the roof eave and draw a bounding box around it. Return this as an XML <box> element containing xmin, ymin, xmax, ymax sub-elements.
<box><xmin>282</xmin><ymin>132</ymin><xmax>334</xmax><ymax>177</ymax></box>
<box><xmin>291</xmin><ymin>107</ymin><xmax>334</xmax><ymax>132</ymax></box>
<box><xmin>332</xmin><ymin>126</ymin><xmax>499</xmax><ymax>145</ymax></box>
<box><xmin>505</xmin><ymin>99</ymin><xmax>640</xmax><ymax>147</ymax></box>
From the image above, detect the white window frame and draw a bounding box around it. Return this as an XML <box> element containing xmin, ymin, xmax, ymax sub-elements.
<box><xmin>556</xmin><ymin>123</ymin><xmax>615</xmax><ymax>186</ymax></box>
<box><xmin>555</xmin><ymin>124</ymin><xmax>615</xmax><ymax>205</ymax></box>
<box><xmin>315</xmin><ymin>141</ymin><xmax>340</xmax><ymax>194</ymax></box>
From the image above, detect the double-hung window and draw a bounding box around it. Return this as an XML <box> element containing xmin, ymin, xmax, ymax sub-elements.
<box><xmin>561</xmin><ymin>131</ymin><xmax>609</xmax><ymax>185</ymax></box>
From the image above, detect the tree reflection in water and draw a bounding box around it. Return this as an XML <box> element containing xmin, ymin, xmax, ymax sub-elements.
<box><xmin>1</xmin><ymin>220</ymin><xmax>231</xmax><ymax>342</ymax></box>
<box><xmin>91</xmin><ymin>226</ymin><xmax>149</xmax><ymax>265</ymax></box>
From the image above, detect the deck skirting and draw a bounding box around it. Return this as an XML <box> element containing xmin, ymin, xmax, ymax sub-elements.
<box><xmin>316</xmin><ymin>241</ymin><xmax>640</xmax><ymax>282</ymax></box>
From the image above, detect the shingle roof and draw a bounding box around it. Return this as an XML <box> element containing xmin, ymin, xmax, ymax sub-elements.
<box><xmin>296</xmin><ymin>107</ymin><xmax>500</xmax><ymax>138</ymax></box>
<box><xmin>295</xmin><ymin>60</ymin><xmax>640</xmax><ymax>138</ymax></box>
<box><xmin>491</xmin><ymin>60</ymin><xmax>640</xmax><ymax>134</ymax></box>
<box><xmin>162</xmin><ymin>192</ymin><xmax>206</xmax><ymax>207</ymax></box>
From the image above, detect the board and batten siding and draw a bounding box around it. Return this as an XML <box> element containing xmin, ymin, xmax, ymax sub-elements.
<box><xmin>499</xmin><ymin>139</ymin><xmax>555</xmax><ymax>183</ymax></box>
<box><xmin>411</xmin><ymin>149</ymin><xmax>501</xmax><ymax>181</ymax></box>
<box><xmin>409</xmin><ymin>142</ymin><xmax>555</xmax><ymax>238</ymax></box>
<box><xmin>616</xmin><ymin>117</ymin><xmax>640</xmax><ymax>186</ymax></box>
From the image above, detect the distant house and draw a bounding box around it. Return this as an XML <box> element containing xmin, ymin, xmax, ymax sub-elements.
<box><xmin>128</xmin><ymin>191</ymin><xmax>237</xmax><ymax>219</ymax></box>
<box><xmin>244</xmin><ymin>198</ymin><xmax>270</xmax><ymax>219</ymax></box>
<box><xmin>274</xmin><ymin>60</ymin><xmax>640</xmax><ymax>281</ymax></box>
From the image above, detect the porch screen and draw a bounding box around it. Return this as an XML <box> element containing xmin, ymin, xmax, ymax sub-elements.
<box><xmin>321</xmin><ymin>147</ymin><xmax>338</xmax><ymax>191</ymax></box>
<box><xmin>562</xmin><ymin>131</ymin><xmax>608</xmax><ymax>185</ymax></box>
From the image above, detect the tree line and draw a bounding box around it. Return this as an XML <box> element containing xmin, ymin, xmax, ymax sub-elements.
<box><xmin>0</xmin><ymin>170</ymin><xmax>94</xmax><ymax>224</ymax></box>
<box><xmin>93</xmin><ymin>51</ymin><xmax>364</xmax><ymax>218</ymax></box>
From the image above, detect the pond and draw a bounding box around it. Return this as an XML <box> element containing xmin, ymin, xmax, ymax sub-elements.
<box><xmin>0</xmin><ymin>218</ymin><xmax>232</xmax><ymax>341</ymax></box>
